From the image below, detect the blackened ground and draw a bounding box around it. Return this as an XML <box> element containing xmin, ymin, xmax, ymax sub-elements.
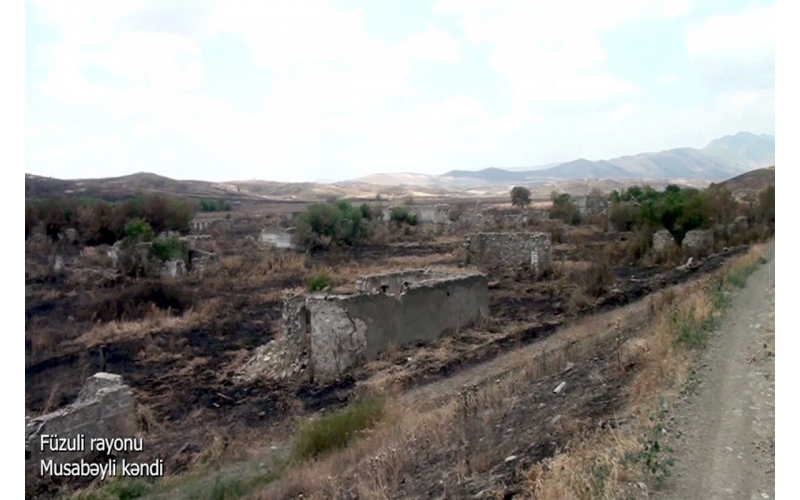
<box><xmin>24</xmin><ymin>245</ymin><xmax>747</xmax><ymax>499</ymax></box>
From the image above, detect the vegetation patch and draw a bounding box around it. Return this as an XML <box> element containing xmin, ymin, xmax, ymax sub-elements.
<box><xmin>389</xmin><ymin>206</ymin><xmax>418</xmax><ymax>226</ymax></box>
<box><xmin>291</xmin><ymin>395</ymin><xmax>388</xmax><ymax>461</ymax></box>
<box><xmin>306</xmin><ymin>270</ymin><xmax>333</xmax><ymax>292</ymax></box>
<box><xmin>151</xmin><ymin>236</ymin><xmax>188</xmax><ymax>262</ymax></box>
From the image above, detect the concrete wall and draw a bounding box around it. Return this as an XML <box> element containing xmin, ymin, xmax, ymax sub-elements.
<box><xmin>355</xmin><ymin>269</ymin><xmax>450</xmax><ymax>296</ymax></box>
<box><xmin>259</xmin><ymin>229</ymin><xmax>296</xmax><ymax>249</ymax></box>
<box><xmin>25</xmin><ymin>373</ymin><xmax>137</xmax><ymax>477</ymax></box>
<box><xmin>464</xmin><ymin>232</ymin><xmax>552</xmax><ymax>277</ymax></box>
<box><xmin>575</xmin><ymin>195</ymin><xmax>609</xmax><ymax>216</ymax></box>
<box><xmin>682</xmin><ymin>229</ymin><xmax>714</xmax><ymax>257</ymax></box>
<box><xmin>652</xmin><ymin>229</ymin><xmax>677</xmax><ymax>254</ymax></box>
<box><xmin>284</xmin><ymin>272</ymin><xmax>490</xmax><ymax>382</ymax></box>
<box><xmin>189</xmin><ymin>218</ymin><xmax>228</xmax><ymax>233</ymax></box>
<box><xmin>411</xmin><ymin>205</ymin><xmax>451</xmax><ymax>224</ymax></box>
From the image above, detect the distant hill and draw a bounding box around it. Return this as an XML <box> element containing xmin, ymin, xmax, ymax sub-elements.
<box><xmin>364</xmin><ymin>132</ymin><xmax>774</xmax><ymax>187</ymax></box>
<box><xmin>704</xmin><ymin>132</ymin><xmax>775</xmax><ymax>168</ymax></box>
<box><xmin>714</xmin><ymin>166</ymin><xmax>775</xmax><ymax>195</ymax></box>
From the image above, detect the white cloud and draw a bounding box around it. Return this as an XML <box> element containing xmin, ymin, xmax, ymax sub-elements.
<box><xmin>658</xmin><ymin>74</ymin><xmax>683</xmax><ymax>86</ymax></box>
<box><xmin>659</xmin><ymin>0</ymin><xmax>693</xmax><ymax>19</ymax></box>
<box><xmin>432</xmin><ymin>1</ymin><xmax>642</xmax><ymax>113</ymax></box>
<box><xmin>686</xmin><ymin>5</ymin><xmax>773</xmax><ymax>56</ymax></box>
<box><xmin>715</xmin><ymin>88</ymin><xmax>775</xmax><ymax>119</ymax></box>
<box><xmin>685</xmin><ymin>5</ymin><xmax>774</xmax><ymax>91</ymax></box>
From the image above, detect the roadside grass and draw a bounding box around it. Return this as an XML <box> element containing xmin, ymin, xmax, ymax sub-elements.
<box><xmin>521</xmin><ymin>243</ymin><xmax>768</xmax><ymax>498</ymax></box>
<box><xmin>290</xmin><ymin>395</ymin><xmax>388</xmax><ymax>461</ymax></box>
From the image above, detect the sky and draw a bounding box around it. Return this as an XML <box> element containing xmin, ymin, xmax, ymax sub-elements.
<box><xmin>25</xmin><ymin>0</ymin><xmax>775</xmax><ymax>183</ymax></box>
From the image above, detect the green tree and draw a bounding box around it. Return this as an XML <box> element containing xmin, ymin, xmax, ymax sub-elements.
<box><xmin>510</xmin><ymin>186</ymin><xmax>532</xmax><ymax>208</ymax></box>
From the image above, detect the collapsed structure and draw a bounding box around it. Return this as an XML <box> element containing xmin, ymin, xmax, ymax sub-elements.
<box><xmin>25</xmin><ymin>373</ymin><xmax>137</xmax><ymax>479</ymax></box>
<box><xmin>282</xmin><ymin>269</ymin><xmax>490</xmax><ymax>383</ymax></box>
<box><xmin>463</xmin><ymin>232</ymin><xmax>552</xmax><ymax>277</ymax></box>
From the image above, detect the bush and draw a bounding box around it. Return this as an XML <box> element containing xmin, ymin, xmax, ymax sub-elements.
<box><xmin>198</xmin><ymin>198</ymin><xmax>232</xmax><ymax>212</ymax></box>
<box><xmin>510</xmin><ymin>186</ymin><xmax>531</xmax><ymax>208</ymax></box>
<box><xmin>306</xmin><ymin>271</ymin><xmax>333</xmax><ymax>292</ymax></box>
<box><xmin>389</xmin><ymin>206</ymin><xmax>418</xmax><ymax>226</ymax></box>
<box><xmin>123</xmin><ymin>218</ymin><xmax>155</xmax><ymax>244</ymax></box>
<box><xmin>550</xmin><ymin>192</ymin><xmax>581</xmax><ymax>225</ymax></box>
<box><xmin>291</xmin><ymin>396</ymin><xmax>387</xmax><ymax>460</ymax></box>
<box><xmin>359</xmin><ymin>203</ymin><xmax>374</xmax><ymax>220</ymax></box>
<box><xmin>294</xmin><ymin>200</ymin><xmax>372</xmax><ymax>250</ymax></box>
<box><xmin>150</xmin><ymin>236</ymin><xmax>187</xmax><ymax>262</ymax></box>
<box><xmin>757</xmin><ymin>186</ymin><xmax>775</xmax><ymax>223</ymax></box>
<box><xmin>26</xmin><ymin>193</ymin><xmax>196</xmax><ymax>244</ymax></box>
<box><xmin>608</xmin><ymin>201</ymin><xmax>640</xmax><ymax>232</ymax></box>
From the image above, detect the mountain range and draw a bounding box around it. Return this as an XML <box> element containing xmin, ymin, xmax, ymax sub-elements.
<box><xmin>353</xmin><ymin>132</ymin><xmax>774</xmax><ymax>188</ymax></box>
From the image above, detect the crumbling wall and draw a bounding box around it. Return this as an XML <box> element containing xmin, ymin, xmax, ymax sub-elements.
<box><xmin>355</xmin><ymin>269</ymin><xmax>450</xmax><ymax>295</ymax></box>
<box><xmin>189</xmin><ymin>218</ymin><xmax>229</xmax><ymax>233</ymax></box>
<box><xmin>682</xmin><ymin>229</ymin><xmax>714</xmax><ymax>257</ymax></box>
<box><xmin>407</xmin><ymin>205</ymin><xmax>450</xmax><ymax>224</ymax></box>
<box><xmin>25</xmin><ymin>373</ymin><xmax>137</xmax><ymax>477</ymax></box>
<box><xmin>463</xmin><ymin>232</ymin><xmax>552</xmax><ymax>277</ymax></box>
<box><xmin>284</xmin><ymin>272</ymin><xmax>489</xmax><ymax>382</ymax></box>
<box><xmin>575</xmin><ymin>195</ymin><xmax>609</xmax><ymax>216</ymax></box>
<box><xmin>652</xmin><ymin>229</ymin><xmax>677</xmax><ymax>254</ymax></box>
<box><xmin>259</xmin><ymin>229</ymin><xmax>296</xmax><ymax>249</ymax></box>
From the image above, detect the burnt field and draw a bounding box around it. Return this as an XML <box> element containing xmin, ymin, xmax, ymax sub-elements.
<box><xmin>23</xmin><ymin>205</ymin><xmax>758</xmax><ymax>500</ymax></box>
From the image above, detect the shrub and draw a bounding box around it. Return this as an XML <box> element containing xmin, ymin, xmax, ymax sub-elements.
<box><xmin>293</xmin><ymin>200</ymin><xmax>371</xmax><ymax>250</ymax></box>
<box><xmin>26</xmin><ymin>193</ymin><xmax>196</xmax><ymax>243</ymax></box>
<box><xmin>291</xmin><ymin>396</ymin><xmax>387</xmax><ymax>460</ymax></box>
<box><xmin>198</xmin><ymin>198</ymin><xmax>232</xmax><ymax>212</ymax></box>
<box><xmin>510</xmin><ymin>186</ymin><xmax>532</xmax><ymax>208</ymax></box>
<box><xmin>150</xmin><ymin>236</ymin><xmax>187</xmax><ymax>262</ymax></box>
<box><xmin>359</xmin><ymin>203</ymin><xmax>374</xmax><ymax>220</ymax></box>
<box><xmin>123</xmin><ymin>218</ymin><xmax>155</xmax><ymax>244</ymax></box>
<box><xmin>608</xmin><ymin>201</ymin><xmax>640</xmax><ymax>232</ymax></box>
<box><xmin>757</xmin><ymin>185</ymin><xmax>775</xmax><ymax>223</ymax></box>
<box><xmin>25</xmin><ymin>202</ymin><xmax>40</xmax><ymax>239</ymax></box>
<box><xmin>306</xmin><ymin>271</ymin><xmax>333</xmax><ymax>292</ymax></box>
<box><xmin>389</xmin><ymin>206</ymin><xmax>418</xmax><ymax>226</ymax></box>
<box><xmin>550</xmin><ymin>192</ymin><xmax>581</xmax><ymax>225</ymax></box>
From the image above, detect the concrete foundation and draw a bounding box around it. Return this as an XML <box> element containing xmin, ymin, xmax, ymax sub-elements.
<box><xmin>282</xmin><ymin>270</ymin><xmax>489</xmax><ymax>382</ymax></box>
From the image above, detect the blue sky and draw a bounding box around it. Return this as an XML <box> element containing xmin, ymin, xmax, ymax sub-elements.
<box><xmin>25</xmin><ymin>0</ymin><xmax>774</xmax><ymax>182</ymax></box>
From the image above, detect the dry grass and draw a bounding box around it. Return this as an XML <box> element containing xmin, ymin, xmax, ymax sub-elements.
<box><xmin>522</xmin><ymin>430</ymin><xmax>640</xmax><ymax>500</ymax></box>
<box><xmin>255</xmin><ymin>244</ymin><xmax>768</xmax><ymax>499</ymax></box>
<box><xmin>258</xmin><ymin>304</ymin><xmax>650</xmax><ymax>499</ymax></box>
<box><xmin>516</xmin><ymin>243</ymin><xmax>770</xmax><ymax>498</ymax></box>
<box><xmin>77</xmin><ymin>298</ymin><xmax>221</xmax><ymax>347</ymax></box>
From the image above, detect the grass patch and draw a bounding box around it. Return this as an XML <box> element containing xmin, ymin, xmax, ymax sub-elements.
<box><xmin>306</xmin><ymin>270</ymin><xmax>333</xmax><ymax>292</ymax></box>
<box><xmin>72</xmin><ymin>477</ymin><xmax>151</xmax><ymax>500</ymax></box>
<box><xmin>291</xmin><ymin>395</ymin><xmax>388</xmax><ymax>460</ymax></box>
<box><xmin>671</xmin><ymin>302</ymin><xmax>716</xmax><ymax>349</ymax></box>
<box><xmin>151</xmin><ymin>236</ymin><xmax>188</xmax><ymax>262</ymax></box>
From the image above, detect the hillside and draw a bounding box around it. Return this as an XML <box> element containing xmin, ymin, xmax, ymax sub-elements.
<box><xmin>366</xmin><ymin>132</ymin><xmax>774</xmax><ymax>187</ymax></box>
<box><xmin>713</xmin><ymin>166</ymin><xmax>775</xmax><ymax>195</ymax></box>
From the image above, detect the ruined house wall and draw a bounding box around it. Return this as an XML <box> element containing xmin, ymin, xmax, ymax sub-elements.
<box><xmin>575</xmin><ymin>196</ymin><xmax>609</xmax><ymax>216</ymax></box>
<box><xmin>652</xmin><ymin>229</ymin><xmax>677</xmax><ymax>254</ymax></box>
<box><xmin>25</xmin><ymin>373</ymin><xmax>136</xmax><ymax>477</ymax></box>
<box><xmin>302</xmin><ymin>273</ymin><xmax>489</xmax><ymax>382</ymax></box>
<box><xmin>682</xmin><ymin>229</ymin><xmax>714</xmax><ymax>257</ymax></box>
<box><xmin>259</xmin><ymin>229</ymin><xmax>296</xmax><ymax>249</ymax></box>
<box><xmin>354</xmin><ymin>269</ymin><xmax>450</xmax><ymax>295</ymax></box>
<box><xmin>464</xmin><ymin>232</ymin><xmax>552</xmax><ymax>277</ymax></box>
<box><xmin>409</xmin><ymin>205</ymin><xmax>451</xmax><ymax>224</ymax></box>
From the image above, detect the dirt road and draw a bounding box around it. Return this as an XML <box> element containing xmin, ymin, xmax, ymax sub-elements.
<box><xmin>658</xmin><ymin>244</ymin><xmax>775</xmax><ymax>499</ymax></box>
